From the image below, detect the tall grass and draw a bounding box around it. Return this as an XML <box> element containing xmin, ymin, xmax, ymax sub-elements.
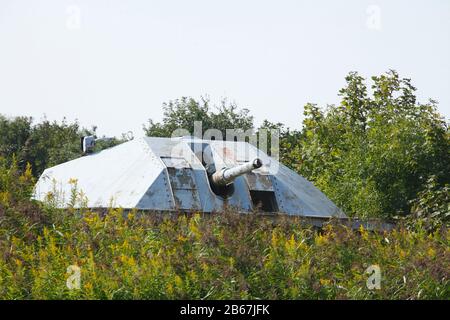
<box><xmin>0</xmin><ymin>160</ymin><xmax>448</xmax><ymax>299</ymax></box>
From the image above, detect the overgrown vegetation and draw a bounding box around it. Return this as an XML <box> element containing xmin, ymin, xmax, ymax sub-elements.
<box><xmin>0</xmin><ymin>162</ymin><xmax>448</xmax><ymax>299</ymax></box>
<box><xmin>292</xmin><ymin>71</ymin><xmax>449</xmax><ymax>221</ymax></box>
<box><xmin>0</xmin><ymin>70</ymin><xmax>448</xmax><ymax>299</ymax></box>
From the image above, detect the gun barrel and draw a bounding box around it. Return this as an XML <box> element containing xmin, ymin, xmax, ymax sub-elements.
<box><xmin>211</xmin><ymin>158</ymin><xmax>262</xmax><ymax>186</ymax></box>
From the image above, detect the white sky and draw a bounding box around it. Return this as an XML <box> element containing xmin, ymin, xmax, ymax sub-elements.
<box><xmin>0</xmin><ymin>0</ymin><xmax>449</xmax><ymax>137</ymax></box>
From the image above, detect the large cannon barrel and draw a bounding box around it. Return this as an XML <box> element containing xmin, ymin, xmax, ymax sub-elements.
<box><xmin>211</xmin><ymin>158</ymin><xmax>262</xmax><ymax>186</ymax></box>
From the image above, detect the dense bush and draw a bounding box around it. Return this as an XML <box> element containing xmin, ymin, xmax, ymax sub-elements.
<box><xmin>0</xmin><ymin>161</ymin><xmax>448</xmax><ymax>299</ymax></box>
<box><xmin>284</xmin><ymin>71</ymin><xmax>449</xmax><ymax>220</ymax></box>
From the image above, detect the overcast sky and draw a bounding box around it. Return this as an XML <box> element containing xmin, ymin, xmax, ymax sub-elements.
<box><xmin>0</xmin><ymin>0</ymin><xmax>449</xmax><ymax>137</ymax></box>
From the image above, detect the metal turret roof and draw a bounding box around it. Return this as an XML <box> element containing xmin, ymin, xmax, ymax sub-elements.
<box><xmin>33</xmin><ymin>136</ymin><xmax>345</xmax><ymax>218</ymax></box>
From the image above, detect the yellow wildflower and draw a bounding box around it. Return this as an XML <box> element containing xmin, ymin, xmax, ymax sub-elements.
<box><xmin>320</xmin><ymin>278</ymin><xmax>331</xmax><ymax>286</ymax></box>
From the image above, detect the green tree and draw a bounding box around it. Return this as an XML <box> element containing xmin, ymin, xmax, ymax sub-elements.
<box><xmin>256</xmin><ymin>120</ymin><xmax>302</xmax><ymax>162</ymax></box>
<box><xmin>20</xmin><ymin>118</ymin><xmax>85</xmax><ymax>176</ymax></box>
<box><xmin>408</xmin><ymin>175</ymin><xmax>449</xmax><ymax>230</ymax></box>
<box><xmin>0</xmin><ymin>115</ymin><xmax>33</xmax><ymax>167</ymax></box>
<box><xmin>143</xmin><ymin>97</ymin><xmax>254</xmax><ymax>139</ymax></box>
<box><xmin>286</xmin><ymin>70</ymin><xmax>449</xmax><ymax>219</ymax></box>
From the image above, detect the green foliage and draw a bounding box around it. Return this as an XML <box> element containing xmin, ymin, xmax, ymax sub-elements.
<box><xmin>407</xmin><ymin>176</ymin><xmax>449</xmax><ymax>231</ymax></box>
<box><xmin>0</xmin><ymin>158</ymin><xmax>34</xmax><ymax>205</ymax></box>
<box><xmin>20</xmin><ymin>119</ymin><xmax>86</xmax><ymax>176</ymax></box>
<box><xmin>255</xmin><ymin>120</ymin><xmax>301</xmax><ymax>160</ymax></box>
<box><xmin>0</xmin><ymin>163</ymin><xmax>448</xmax><ymax>300</ymax></box>
<box><xmin>0</xmin><ymin>116</ymin><xmax>126</xmax><ymax>177</ymax></box>
<box><xmin>143</xmin><ymin>97</ymin><xmax>254</xmax><ymax>139</ymax></box>
<box><xmin>0</xmin><ymin>115</ymin><xmax>33</xmax><ymax>166</ymax></box>
<box><xmin>285</xmin><ymin>71</ymin><xmax>449</xmax><ymax>220</ymax></box>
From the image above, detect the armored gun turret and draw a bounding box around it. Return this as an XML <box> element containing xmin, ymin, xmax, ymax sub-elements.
<box><xmin>33</xmin><ymin>136</ymin><xmax>345</xmax><ymax>219</ymax></box>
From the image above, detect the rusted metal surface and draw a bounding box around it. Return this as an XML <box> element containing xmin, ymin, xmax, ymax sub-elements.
<box><xmin>245</xmin><ymin>172</ymin><xmax>274</xmax><ymax>191</ymax></box>
<box><xmin>33</xmin><ymin>136</ymin><xmax>346</xmax><ymax>219</ymax></box>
